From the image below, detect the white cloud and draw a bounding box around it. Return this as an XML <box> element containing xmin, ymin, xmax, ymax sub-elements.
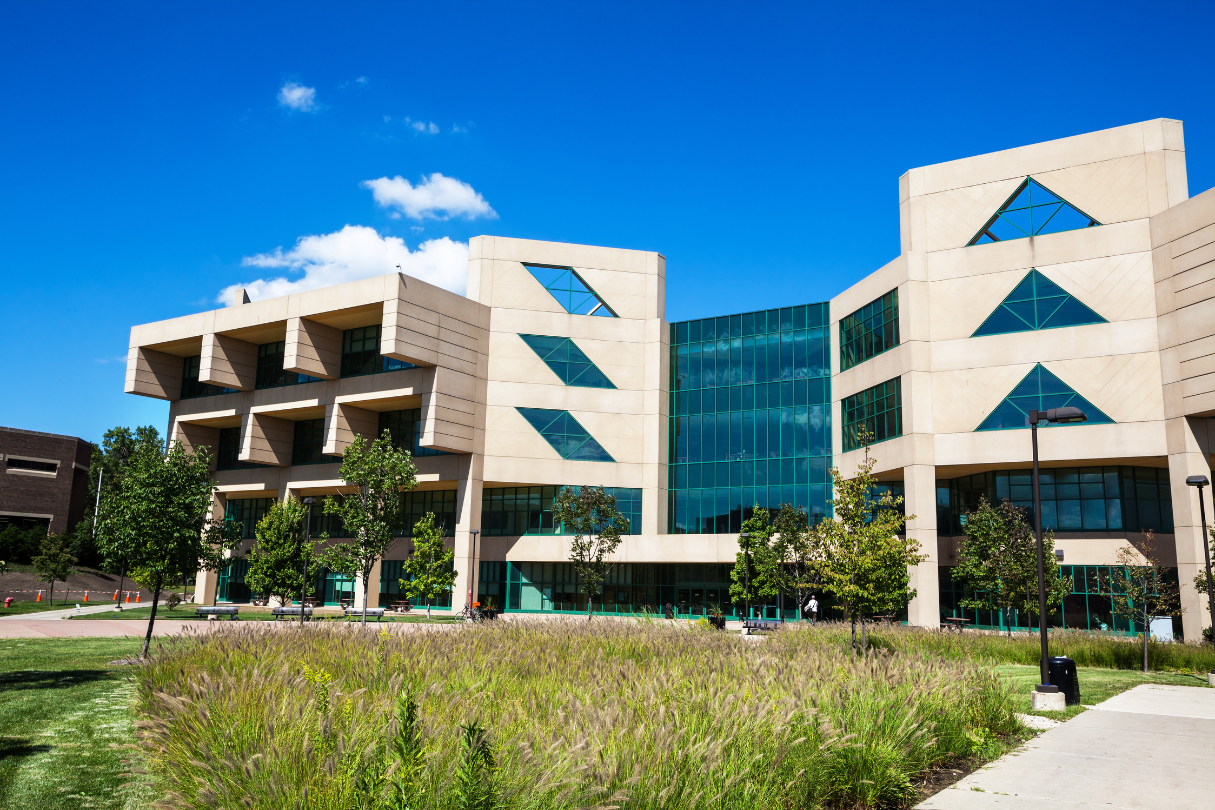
<box><xmin>411</xmin><ymin>120</ymin><xmax>440</xmax><ymax>134</ymax></box>
<box><xmin>362</xmin><ymin>173</ymin><xmax>496</xmax><ymax>221</ymax></box>
<box><xmin>278</xmin><ymin>82</ymin><xmax>317</xmax><ymax>112</ymax></box>
<box><xmin>219</xmin><ymin>225</ymin><xmax>467</xmax><ymax>305</ymax></box>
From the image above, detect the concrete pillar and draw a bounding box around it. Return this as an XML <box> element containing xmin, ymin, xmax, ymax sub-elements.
<box><xmin>195</xmin><ymin>568</ymin><xmax>219</xmax><ymax>606</ymax></box>
<box><xmin>903</xmin><ymin>463</ymin><xmax>940</xmax><ymax>628</ymax></box>
<box><xmin>451</xmin><ymin>454</ymin><xmax>484</xmax><ymax>613</ymax></box>
<box><xmin>1166</xmin><ymin>416</ymin><xmax>1214</xmax><ymax>641</ymax></box>
<box><xmin>365</xmin><ymin>559</ymin><xmax>382</xmax><ymax>609</ymax></box>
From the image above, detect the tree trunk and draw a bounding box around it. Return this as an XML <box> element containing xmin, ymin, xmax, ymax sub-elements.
<box><xmin>850</xmin><ymin>610</ymin><xmax>858</xmax><ymax>653</ymax></box>
<box><xmin>427</xmin><ymin>597</ymin><xmax>432</xmax><ymax>620</ymax></box>
<box><xmin>1005</xmin><ymin>606</ymin><xmax>1012</xmax><ymax>638</ymax></box>
<box><xmin>1142</xmin><ymin>606</ymin><xmax>1150</xmax><ymax>674</ymax></box>
<box><xmin>48</xmin><ymin>579</ymin><xmax>55</xmax><ymax>606</ymax></box>
<box><xmin>142</xmin><ymin>577</ymin><xmax>163</xmax><ymax>659</ymax></box>
<box><xmin>861</xmin><ymin>614</ymin><xmax>868</xmax><ymax>653</ymax></box>
<box><xmin>361</xmin><ymin>571</ymin><xmax>369</xmax><ymax>625</ymax></box>
<box><xmin>587</xmin><ymin>592</ymin><xmax>594</xmax><ymax>622</ymax></box>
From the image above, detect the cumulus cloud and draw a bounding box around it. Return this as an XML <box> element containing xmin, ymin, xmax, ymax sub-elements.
<box><xmin>278</xmin><ymin>82</ymin><xmax>317</xmax><ymax>111</ymax></box>
<box><xmin>362</xmin><ymin>173</ymin><xmax>496</xmax><ymax>221</ymax></box>
<box><xmin>411</xmin><ymin>120</ymin><xmax>439</xmax><ymax>134</ymax></box>
<box><xmin>218</xmin><ymin>225</ymin><xmax>468</xmax><ymax>305</ymax></box>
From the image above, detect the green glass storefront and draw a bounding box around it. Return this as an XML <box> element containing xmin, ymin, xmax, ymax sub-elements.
<box><xmin>938</xmin><ymin>564</ymin><xmax>1182</xmax><ymax>636</ymax></box>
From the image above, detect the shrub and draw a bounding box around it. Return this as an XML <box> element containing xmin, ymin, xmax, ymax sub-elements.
<box><xmin>134</xmin><ymin>620</ymin><xmax>1019</xmax><ymax>809</ymax></box>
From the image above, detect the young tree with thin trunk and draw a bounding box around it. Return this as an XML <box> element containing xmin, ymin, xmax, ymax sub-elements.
<box><xmin>102</xmin><ymin>442</ymin><xmax>242</xmax><ymax>657</ymax></box>
<box><xmin>400</xmin><ymin>512</ymin><xmax>456</xmax><ymax>619</ymax></box>
<box><xmin>811</xmin><ymin>442</ymin><xmax>922</xmax><ymax>652</ymax></box>
<box><xmin>954</xmin><ymin>497</ymin><xmax>1040</xmax><ymax>636</ymax></box>
<box><xmin>32</xmin><ymin>534</ymin><xmax>76</xmax><ymax>606</ymax></box>
<box><xmin>1110</xmin><ymin>531</ymin><xmax>1184</xmax><ymax>673</ymax></box>
<box><xmin>553</xmin><ymin>486</ymin><xmax>630</xmax><ymax>621</ymax></box>
<box><xmin>768</xmin><ymin>503</ymin><xmax>821</xmax><ymax>620</ymax></box>
<box><xmin>729</xmin><ymin>507</ymin><xmax>779</xmax><ymax>619</ymax></box>
<box><xmin>244</xmin><ymin>498</ymin><xmax>318</xmax><ymax>608</ymax></box>
<box><xmin>77</xmin><ymin>425</ymin><xmax>164</xmax><ymax>569</ymax></box>
<box><xmin>319</xmin><ymin>430</ymin><xmax>417</xmax><ymax>625</ymax></box>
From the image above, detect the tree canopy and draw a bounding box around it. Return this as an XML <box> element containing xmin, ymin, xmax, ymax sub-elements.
<box><xmin>553</xmin><ymin>486</ymin><xmax>630</xmax><ymax>620</ymax></box>
<box><xmin>400</xmin><ymin>512</ymin><xmax>456</xmax><ymax>619</ymax></box>
<box><xmin>244</xmin><ymin>497</ymin><xmax>318</xmax><ymax>608</ymax></box>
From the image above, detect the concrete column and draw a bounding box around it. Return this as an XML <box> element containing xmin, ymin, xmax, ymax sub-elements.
<box><xmin>903</xmin><ymin>463</ymin><xmax>940</xmax><ymax>628</ymax></box>
<box><xmin>195</xmin><ymin>568</ymin><xmax>219</xmax><ymax>606</ymax></box>
<box><xmin>1166</xmin><ymin>416</ymin><xmax>1214</xmax><ymax>641</ymax></box>
<box><xmin>366</xmin><ymin>559</ymin><xmax>382</xmax><ymax>609</ymax></box>
<box><xmin>451</xmin><ymin>454</ymin><xmax>484</xmax><ymax>613</ymax></box>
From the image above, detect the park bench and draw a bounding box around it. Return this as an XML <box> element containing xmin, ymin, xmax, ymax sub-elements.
<box><xmin>391</xmin><ymin>601</ymin><xmax>413</xmax><ymax>613</ymax></box>
<box><xmin>196</xmin><ymin>606</ymin><xmax>240</xmax><ymax>620</ymax></box>
<box><xmin>943</xmin><ymin>617</ymin><xmax>972</xmax><ymax>633</ymax></box>
<box><xmin>272</xmin><ymin>606</ymin><xmax>314</xmax><ymax>621</ymax></box>
<box><xmin>742</xmin><ymin>619</ymin><xmax>783</xmax><ymax>632</ymax></box>
<box><xmin>344</xmin><ymin>607</ymin><xmax>386</xmax><ymax>622</ymax></box>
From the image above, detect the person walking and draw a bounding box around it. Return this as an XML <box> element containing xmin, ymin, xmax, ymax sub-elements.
<box><xmin>807</xmin><ymin>595</ymin><xmax>819</xmax><ymax>625</ymax></box>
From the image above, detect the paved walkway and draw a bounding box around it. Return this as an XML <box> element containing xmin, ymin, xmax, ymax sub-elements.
<box><xmin>919</xmin><ymin>683</ymin><xmax>1215</xmax><ymax>809</ymax></box>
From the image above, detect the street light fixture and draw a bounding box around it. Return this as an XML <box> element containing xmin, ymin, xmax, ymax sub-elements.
<box><xmin>1028</xmin><ymin>407</ymin><xmax>1086</xmax><ymax>695</ymax></box>
<box><xmin>301</xmin><ymin>497</ymin><xmax>315</xmax><ymax>627</ymax></box>
<box><xmin>1184</xmin><ymin>475</ymin><xmax>1215</xmax><ymax>649</ymax></box>
<box><xmin>467</xmin><ymin>529</ymin><xmax>481</xmax><ymax>613</ymax></box>
<box><xmin>740</xmin><ymin>532</ymin><xmax>752</xmax><ymax>627</ymax></box>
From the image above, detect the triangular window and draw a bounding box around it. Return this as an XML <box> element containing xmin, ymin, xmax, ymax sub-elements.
<box><xmin>972</xmin><ymin>270</ymin><xmax>1107</xmax><ymax>337</ymax></box>
<box><xmin>969</xmin><ymin>178</ymin><xmax>1100</xmax><ymax>245</ymax></box>
<box><xmin>523</xmin><ymin>263</ymin><xmax>617</xmax><ymax>317</ymax></box>
<box><xmin>519</xmin><ymin>334</ymin><xmax>617</xmax><ymax>389</ymax></box>
<box><xmin>975</xmin><ymin>364</ymin><xmax>1113</xmax><ymax>431</ymax></box>
<box><xmin>517</xmin><ymin>407</ymin><xmax>616</xmax><ymax>462</ymax></box>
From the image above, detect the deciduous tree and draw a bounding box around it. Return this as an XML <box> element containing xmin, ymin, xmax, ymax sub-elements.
<box><xmin>1110</xmin><ymin>531</ymin><xmax>1184</xmax><ymax>672</ymax></box>
<box><xmin>319</xmin><ymin>430</ymin><xmax>417</xmax><ymax>624</ymax></box>
<box><xmin>553</xmin><ymin>486</ymin><xmax>630</xmax><ymax>620</ymax></box>
<box><xmin>244</xmin><ymin>498</ymin><xmax>318</xmax><ymax>608</ymax></box>
<box><xmin>811</xmin><ymin>442</ymin><xmax>923</xmax><ymax>652</ymax></box>
<box><xmin>32</xmin><ymin>534</ymin><xmax>76</xmax><ymax>605</ymax></box>
<box><xmin>729</xmin><ymin>507</ymin><xmax>779</xmax><ymax>619</ymax></box>
<box><xmin>400</xmin><ymin>512</ymin><xmax>456</xmax><ymax>619</ymax></box>
<box><xmin>102</xmin><ymin>442</ymin><xmax>241</xmax><ymax>657</ymax></box>
<box><xmin>954</xmin><ymin>497</ymin><xmax>1042</xmax><ymax>636</ymax></box>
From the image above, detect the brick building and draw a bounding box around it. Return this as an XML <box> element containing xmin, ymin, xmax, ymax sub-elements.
<box><xmin>0</xmin><ymin>427</ymin><xmax>93</xmax><ymax>535</ymax></box>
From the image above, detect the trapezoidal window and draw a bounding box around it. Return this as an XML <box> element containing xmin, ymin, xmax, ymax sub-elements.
<box><xmin>969</xmin><ymin>178</ymin><xmax>1100</xmax><ymax>245</ymax></box>
<box><xmin>518</xmin><ymin>334</ymin><xmax>616</xmax><ymax>389</ymax></box>
<box><xmin>522</xmin><ymin>263</ymin><xmax>617</xmax><ymax>317</ymax></box>
<box><xmin>975</xmin><ymin>364</ymin><xmax>1113</xmax><ymax>432</ymax></box>
<box><xmin>972</xmin><ymin>269</ymin><xmax>1107</xmax><ymax>337</ymax></box>
<box><xmin>516</xmin><ymin>407</ymin><xmax>615</xmax><ymax>462</ymax></box>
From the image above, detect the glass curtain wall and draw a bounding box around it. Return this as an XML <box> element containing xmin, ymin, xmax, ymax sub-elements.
<box><xmin>668</xmin><ymin>303</ymin><xmax>832</xmax><ymax>534</ymax></box>
<box><xmin>481</xmin><ymin>486</ymin><xmax>643</xmax><ymax>536</ymax></box>
<box><xmin>939</xmin><ymin>564</ymin><xmax>1181</xmax><ymax>636</ymax></box>
<box><xmin>938</xmin><ymin>466</ymin><xmax>1174</xmax><ymax>535</ymax></box>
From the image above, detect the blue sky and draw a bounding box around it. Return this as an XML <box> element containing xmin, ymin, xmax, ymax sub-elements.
<box><xmin>3</xmin><ymin>1</ymin><xmax>1213</xmax><ymax>444</ymax></box>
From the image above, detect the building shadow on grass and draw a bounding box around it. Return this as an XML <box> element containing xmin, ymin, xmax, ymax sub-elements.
<box><xmin>0</xmin><ymin>669</ymin><xmax>113</xmax><ymax>692</ymax></box>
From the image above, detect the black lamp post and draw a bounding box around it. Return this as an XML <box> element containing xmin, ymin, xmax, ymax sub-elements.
<box><xmin>301</xmin><ymin>497</ymin><xmax>315</xmax><ymax>627</ymax></box>
<box><xmin>740</xmin><ymin>532</ymin><xmax>751</xmax><ymax>625</ymax></box>
<box><xmin>1184</xmin><ymin>475</ymin><xmax>1215</xmax><ymax>649</ymax></box>
<box><xmin>1028</xmin><ymin>406</ymin><xmax>1087</xmax><ymax>694</ymax></box>
<box><xmin>467</xmin><ymin>529</ymin><xmax>480</xmax><ymax>612</ymax></box>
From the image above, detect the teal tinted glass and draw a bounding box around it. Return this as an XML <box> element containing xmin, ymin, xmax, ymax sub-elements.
<box><xmin>970</xmin><ymin>178</ymin><xmax>1100</xmax><ymax>245</ymax></box>
<box><xmin>517</xmin><ymin>408</ymin><xmax>615</xmax><ymax>462</ymax></box>
<box><xmin>519</xmin><ymin>334</ymin><xmax>616</xmax><ymax>389</ymax></box>
<box><xmin>840</xmin><ymin>290</ymin><xmax>899</xmax><ymax>370</ymax></box>
<box><xmin>975</xmin><ymin>365</ymin><xmax>1113</xmax><ymax>431</ymax></box>
<box><xmin>973</xmin><ymin>270</ymin><xmax>1106</xmax><ymax>337</ymax></box>
<box><xmin>842</xmin><ymin>377</ymin><xmax>901</xmax><ymax>452</ymax></box>
<box><xmin>522</xmin><ymin>263</ymin><xmax>616</xmax><ymax>317</ymax></box>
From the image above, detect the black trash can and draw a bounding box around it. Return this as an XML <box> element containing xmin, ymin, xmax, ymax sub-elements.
<box><xmin>1048</xmin><ymin>657</ymin><xmax>1081</xmax><ymax>705</ymax></box>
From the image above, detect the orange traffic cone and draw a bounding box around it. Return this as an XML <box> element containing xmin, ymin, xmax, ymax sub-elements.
<box><xmin>113</xmin><ymin>590</ymin><xmax>118</xmax><ymax>601</ymax></box>
<box><xmin>84</xmin><ymin>591</ymin><xmax>88</xmax><ymax>602</ymax></box>
<box><xmin>36</xmin><ymin>591</ymin><xmax>42</xmax><ymax>602</ymax></box>
<box><xmin>125</xmin><ymin>592</ymin><xmax>131</xmax><ymax>603</ymax></box>
<box><xmin>135</xmin><ymin>592</ymin><xmax>140</xmax><ymax>603</ymax></box>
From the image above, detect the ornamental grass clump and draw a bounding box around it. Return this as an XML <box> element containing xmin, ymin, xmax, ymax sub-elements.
<box><xmin>134</xmin><ymin>621</ymin><xmax>1019</xmax><ymax>809</ymax></box>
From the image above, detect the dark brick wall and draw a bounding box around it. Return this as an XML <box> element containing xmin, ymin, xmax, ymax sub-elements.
<box><xmin>0</xmin><ymin>427</ymin><xmax>93</xmax><ymax>535</ymax></box>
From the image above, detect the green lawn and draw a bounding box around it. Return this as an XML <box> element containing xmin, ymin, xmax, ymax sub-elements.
<box><xmin>0</xmin><ymin>637</ymin><xmax>158</xmax><ymax>809</ymax></box>
<box><xmin>70</xmin><ymin>605</ymin><xmax>466</xmax><ymax>623</ymax></box>
<box><xmin>997</xmin><ymin>664</ymin><xmax>1211</xmax><ymax>720</ymax></box>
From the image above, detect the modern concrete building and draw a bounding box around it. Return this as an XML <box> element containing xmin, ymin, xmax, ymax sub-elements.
<box><xmin>125</xmin><ymin>118</ymin><xmax>1215</xmax><ymax>640</ymax></box>
<box><xmin>0</xmin><ymin>426</ymin><xmax>93</xmax><ymax>535</ymax></box>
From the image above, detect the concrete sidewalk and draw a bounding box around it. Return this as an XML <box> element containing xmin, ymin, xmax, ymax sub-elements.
<box><xmin>919</xmin><ymin>684</ymin><xmax>1215</xmax><ymax>809</ymax></box>
<box><xmin>0</xmin><ymin>617</ymin><xmax>202</xmax><ymax>638</ymax></box>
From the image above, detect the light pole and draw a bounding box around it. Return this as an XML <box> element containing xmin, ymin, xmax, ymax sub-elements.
<box><xmin>1184</xmin><ymin>475</ymin><xmax>1215</xmax><ymax>649</ymax></box>
<box><xmin>301</xmin><ymin>497</ymin><xmax>315</xmax><ymax>627</ymax></box>
<box><xmin>467</xmin><ymin>529</ymin><xmax>480</xmax><ymax>612</ymax></box>
<box><xmin>1028</xmin><ymin>406</ymin><xmax>1087</xmax><ymax>693</ymax></box>
<box><xmin>740</xmin><ymin>532</ymin><xmax>751</xmax><ymax>626</ymax></box>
